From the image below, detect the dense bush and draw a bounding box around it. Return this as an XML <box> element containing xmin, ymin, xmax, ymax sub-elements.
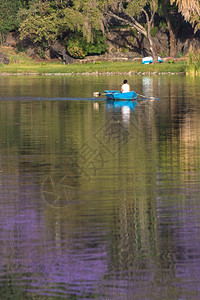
<box><xmin>67</xmin><ymin>39</ymin><xmax>86</xmax><ymax>58</ymax></box>
<box><xmin>0</xmin><ymin>0</ymin><xmax>19</xmax><ymax>44</ymax></box>
<box><xmin>66</xmin><ymin>32</ymin><xmax>108</xmax><ymax>59</ymax></box>
<box><xmin>186</xmin><ymin>51</ymin><xmax>200</xmax><ymax>75</ymax></box>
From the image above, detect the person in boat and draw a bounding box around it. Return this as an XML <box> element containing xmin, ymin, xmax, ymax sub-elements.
<box><xmin>121</xmin><ymin>79</ymin><xmax>130</xmax><ymax>93</ymax></box>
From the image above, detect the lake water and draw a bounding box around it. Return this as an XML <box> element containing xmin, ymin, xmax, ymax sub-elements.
<box><xmin>1</xmin><ymin>74</ymin><xmax>200</xmax><ymax>299</ymax></box>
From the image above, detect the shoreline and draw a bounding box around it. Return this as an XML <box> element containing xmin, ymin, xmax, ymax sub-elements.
<box><xmin>0</xmin><ymin>71</ymin><xmax>186</xmax><ymax>76</ymax></box>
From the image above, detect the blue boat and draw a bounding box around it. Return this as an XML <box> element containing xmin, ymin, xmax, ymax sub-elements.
<box><xmin>104</xmin><ymin>90</ymin><xmax>138</xmax><ymax>100</ymax></box>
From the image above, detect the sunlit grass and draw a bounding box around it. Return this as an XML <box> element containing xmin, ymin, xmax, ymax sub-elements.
<box><xmin>0</xmin><ymin>60</ymin><xmax>187</xmax><ymax>74</ymax></box>
<box><xmin>0</xmin><ymin>46</ymin><xmax>187</xmax><ymax>74</ymax></box>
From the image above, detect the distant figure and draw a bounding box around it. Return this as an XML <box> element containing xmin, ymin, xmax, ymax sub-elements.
<box><xmin>121</xmin><ymin>79</ymin><xmax>130</xmax><ymax>93</ymax></box>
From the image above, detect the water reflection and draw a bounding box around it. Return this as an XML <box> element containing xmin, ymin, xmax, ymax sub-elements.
<box><xmin>105</xmin><ymin>99</ymin><xmax>137</xmax><ymax>127</ymax></box>
<box><xmin>142</xmin><ymin>76</ymin><xmax>154</xmax><ymax>95</ymax></box>
<box><xmin>106</xmin><ymin>99</ymin><xmax>137</xmax><ymax>111</ymax></box>
<box><xmin>0</xmin><ymin>75</ymin><xmax>200</xmax><ymax>299</ymax></box>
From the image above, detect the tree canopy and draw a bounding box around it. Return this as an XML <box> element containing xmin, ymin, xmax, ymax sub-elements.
<box><xmin>0</xmin><ymin>0</ymin><xmax>19</xmax><ymax>44</ymax></box>
<box><xmin>171</xmin><ymin>0</ymin><xmax>200</xmax><ymax>32</ymax></box>
<box><xmin>171</xmin><ymin>0</ymin><xmax>200</xmax><ymax>21</ymax></box>
<box><xmin>0</xmin><ymin>0</ymin><xmax>199</xmax><ymax>61</ymax></box>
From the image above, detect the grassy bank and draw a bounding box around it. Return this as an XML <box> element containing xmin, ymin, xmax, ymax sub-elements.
<box><xmin>0</xmin><ymin>46</ymin><xmax>187</xmax><ymax>75</ymax></box>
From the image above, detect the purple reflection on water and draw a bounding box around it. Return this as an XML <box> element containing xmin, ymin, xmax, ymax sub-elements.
<box><xmin>156</xmin><ymin>174</ymin><xmax>200</xmax><ymax>298</ymax></box>
<box><xmin>1</xmin><ymin>168</ymin><xmax>200</xmax><ymax>298</ymax></box>
<box><xmin>0</xmin><ymin>172</ymin><xmax>109</xmax><ymax>298</ymax></box>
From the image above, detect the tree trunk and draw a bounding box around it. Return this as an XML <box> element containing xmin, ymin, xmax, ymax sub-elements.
<box><xmin>165</xmin><ymin>10</ymin><xmax>178</xmax><ymax>56</ymax></box>
<box><xmin>142</xmin><ymin>8</ymin><xmax>158</xmax><ymax>63</ymax></box>
<box><xmin>147</xmin><ymin>33</ymin><xmax>158</xmax><ymax>62</ymax></box>
<box><xmin>163</xmin><ymin>0</ymin><xmax>182</xmax><ymax>57</ymax></box>
<box><xmin>168</xmin><ymin>27</ymin><xmax>177</xmax><ymax>56</ymax></box>
<box><xmin>107</xmin><ymin>8</ymin><xmax>158</xmax><ymax>61</ymax></box>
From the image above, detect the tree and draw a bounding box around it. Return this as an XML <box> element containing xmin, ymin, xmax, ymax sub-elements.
<box><xmin>0</xmin><ymin>0</ymin><xmax>19</xmax><ymax>44</ymax></box>
<box><xmin>105</xmin><ymin>0</ymin><xmax>159</xmax><ymax>62</ymax></box>
<box><xmin>19</xmin><ymin>3</ymin><xmax>61</xmax><ymax>48</ymax></box>
<box><xmin>171</xmin><ymin>0</ymin><xmax>200</xmax><ymax>21</ymax></box>
<box><xmin>18</xmin><ymin>0</ymin><xmax>104</xmax><ymax>50</ymax></box>
<box><xmin>159</xmin><ymin>0</ymin><xmax>183</xmax><ymax>56</ymax></box>
<box><xmin>19</xmin><ymin>0</ymin><xmax>30</xmax><ymax>8</ymax></box>
<box><xmin>171</xmin><ymin>0</ymin><xmax>200</xmax><ymax>32</ymax></box>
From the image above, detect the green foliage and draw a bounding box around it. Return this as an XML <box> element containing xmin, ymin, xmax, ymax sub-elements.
<box><xmin>130</xmin><ymin>28</ymin><xmax>138</xmax><ymax>37</ymax></box>
<box><xmin>19</xmin><ymin>10</ymin><xmax>60</xmax><ymax>48</ymax></box>
<box><xmin>66</xmin><ymin>32</ymin><xmax>108</xmax><ymax>59</ymax></box>
<box><xmin>86</xmin><ymin>32</ymin><xmax>108</xmax><ymax>55</ymax></box>
<box><xmin>127</xmin><ymin>0</ymin><xmax>148</xmax><ymax>17</ymax></box>
<box><xmin>126</xmin><ymin>0</ymin><xmax>158</xmax><ymax>18</ymax></box>
<box><xmin>18</xmin><ymin>1</ymin><xmax>63</xmax><ymax>47</ymax></box>
<box><xmin>158</xmin><ymin>0</ymin><xmax>180</xmax><ymax>31</ymax></box>
<box><xmin>159</xmin><ymin>21</ymin><xmax>167</xmax><ymax>31</ymax></box>
<box><xmin>150</xmin><ymin>26</ymin><xmax>158</xmax><ymax>37</ymax></box>
<box><xmin>67</xmin><ymin>39</ymin><xmax>86</xmax><ymax>58</ymax></box>
<box><xmin>121</xmin><ymin>47</ymin><xmax>129</xmax><ymax>53</ymax></box>
<box><xmin>73</xmin><ymin>0</ymin><xmax>103</xmax><ymax>41</ymax></box>
<box><xmin>186</xmin><ymin>51</ymin><xmax>200</xmax><ymax>75</ymax></box>
<box><xmin>177</xmin><ymin>51</ymin><xmax>183</xmax><ymax>58</ymax></box>
<box><xmin>15</xmin><ymin>42</ymin><xmax>26</xmax><ymax>53</ymax></box>
<box><xmin>0</xmin><ymin>0</ymin><xmax>19</xmax><ymax>44</ymax></box>
<box><xmin>188</xmin><ymin>51</ymin><xmax>200</xmax><ymax>65</ymax></box>
<box><xmin>149</xmin><ymin>0</ymin><xmax>158</xmax><ymax>13</ymax></box>
<box><xmin>160</xmin><ymin>51</ymin><xmax>168</xmax><ymax>57</ymax></box>
<box><xmin>18</xmin><ymin>0</ymin><xmax>103</xmax><ymax>50</ymax></box>
<box><xmin>189</xmin><ymin>11</ymin><xmax>200</xmax><ymax>33</ymax></box>
<box><xmin>19</xmin><ymin>0</ymin><xmax>30</xmax><ymax>9</ymax></box>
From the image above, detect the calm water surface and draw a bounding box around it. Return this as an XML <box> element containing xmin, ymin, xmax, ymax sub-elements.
<box><xmin>1</xmin><ymin>75</ymin><xmax>200</xmax><ymax>299</ymax></box>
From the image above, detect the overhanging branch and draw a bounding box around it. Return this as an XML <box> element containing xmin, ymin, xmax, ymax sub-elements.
<box><xmin>106</xmin><ymin>10</ymin><xmax>147</xmax><ymax>37</ymax></box>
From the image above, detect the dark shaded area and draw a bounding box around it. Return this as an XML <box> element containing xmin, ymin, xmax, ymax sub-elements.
<box><xmin>0</xmin><ymin>52</ymin><xmax>10</xmax><ymax>64</ymax></box>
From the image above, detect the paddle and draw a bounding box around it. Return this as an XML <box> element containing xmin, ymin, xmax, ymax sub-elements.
<box><xmin>137</xmin><ymin>93</ymin><xmax>158</xmax><ymax>100</ymax></box>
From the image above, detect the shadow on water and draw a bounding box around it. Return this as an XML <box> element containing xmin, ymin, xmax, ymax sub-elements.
<box><xmin>0</xmin><ymin>96</ymin><xmax>102</xmax><ymax>101</ymax></box>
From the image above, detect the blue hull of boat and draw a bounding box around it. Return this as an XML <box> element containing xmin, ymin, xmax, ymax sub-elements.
<box><xmin>104</xmin><ymin>90</ymin><xmax>137</xmax><ymax>100</ymax></box>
